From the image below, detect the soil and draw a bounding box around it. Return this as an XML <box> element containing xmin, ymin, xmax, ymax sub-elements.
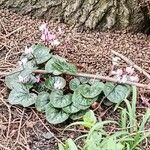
<box><xmin>0</xmin><ymin>9</ymin><xmax>150</xmax><ymax>150</ymax></box>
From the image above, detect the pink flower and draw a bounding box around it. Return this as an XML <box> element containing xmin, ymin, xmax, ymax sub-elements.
<box><xmin>141</xmin><ymin>95</ymin><xmax>150</xmax><ymax>107</ymax></box>
<box><xmin>112</xmin><ymin>57</ymin><xmax>121</xmax><ymax>66</ymax></box>
<box><xmin>35</xmin><ymin>75</ymin><xmax>41</xmax><ymax>83</ymax></box>
<box><xmin>120</xmin><ymin>75</ymin><xmax>128</xmax><ymax>83</ymax></box>
<box><xmin>126</xmin><ymin>66</ymin><xmax>134</xmax><ymax>75</ymax></box>
<box><xmin>129</xmin><ymin>74</ymin><xmax>139</xmax><ymax>82</ymax></box>
<box><xmin>39</xmin><ymin>23</ymin><xmax>56</xmax><ymax>43</ymax></box>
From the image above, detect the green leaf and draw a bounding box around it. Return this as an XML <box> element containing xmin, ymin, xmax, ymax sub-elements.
<box><xmin>50</xmin><ymin>90</ymin><xmax>72</xmax><ymax>108</ymax></box>
<box><xmin>35</xmin><ymin>92</ymin><xmax>50</xmax><ymax>112</ymax></box>
<box><xmin>63</xmin><ymin>103</ymin><xmax>80</xmax><ymax>114</ymax></box>
<box><xmin>78</xmin><ymin>77</ymin><xmax>90</xmax><ymax>84</ymax></box>
<box><xmin>32</xmin><ymin>44</ymin><xmax>52</xmax><ymax>64</ymax></box>
<box><xmin>45</xmin><ymin>56</ymin><xmax>77</xmax><ymax>75</ymax></box>
<box><xmin>45</xmin><ymin>104</ymin><xmax>69</xmax><ymax>124</ymax></box>
<box><xmin>83</xmin><ymin>110</ymin><xmax>97</xmax><ymax>128</ymax></box>
<box><xmin>8</xmin><ymin>85</ymin><xmax>37</xmax><ymax>107</ymax></box>
<box><xmin>53</xmin><ymin>77</ymin><xmax>66</xmax><ymax>89</ymax></box>
<box><xmin>103</xmin><ymin>82</ymin><xmax>131</xmax><ymax>103</ymax></box>
<box><xmin>70</xmin><ymin>110</ymin><xmax>88</xmax><ymax>120</ymax></box>
<box><xmin>66</xmin><ymin>138</ymin><xmax>78</xmax><ymax>150</ymax></box>
<box><xmin>5</xmin><ymin>69</ymin><xmax>20</xmax><ymax>89</ymax></box>
<box><xmin>69</xmin><ymin>78</ymin><xmax>80</xmax><ymax>91</ymax></box>
<box><xmin>80</xmin><ymin>82</ymin><xmax>104</xmax><ymax>98</ymax></box>
<box><xmin>44</xmin><ymin>77</ymin><xmax>55</xmax><ymax>89</ymax></box>
<box><xmin>58</xmin><ymin>143</ymin><xmax>65</xmax><ymax>150</ymax></box>
<box><xmin>45</xmin><ymin>58</ymin><xmax>62</xmax><ymax>75</ymax></box>
<box><xmin>72</xmin><ymin>86</ymin><xmax>98</xmax><ymax>110</ymax></box>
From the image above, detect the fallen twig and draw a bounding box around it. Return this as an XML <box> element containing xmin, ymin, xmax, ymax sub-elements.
<box><xmin>33</xmin><ymin>70</ymin><xmax>150</xmax><ymax>90</ymax></box>
<box><xmin>0</xmin><ymin>143</ymin><xmax>11</xmax><ymax>150</ymax></box>
<box><xmin>14</xmin><ymin>108</ymin><xmax>25</xmax><ymax>146</ymax></box>
<box><xmin>5</xmin><ymin>26</ymin><xmax>25</xmax><ymax>38</ymax></box>
<box><xmin>112</xmin><ymin>50</ymin><xmax>150</xmax><ymax>80</ymax></box>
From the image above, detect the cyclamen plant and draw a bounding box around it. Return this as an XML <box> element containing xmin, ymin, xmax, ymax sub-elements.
<box><xmin>5</xmin><ymin>24</ymin><xmax>136</xmax><ymax>124</ymax></box>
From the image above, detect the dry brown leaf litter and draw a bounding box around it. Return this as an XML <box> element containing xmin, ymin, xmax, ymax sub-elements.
<box><xmin>0</xmin><ymin>9</ymin><xmax>150</xmax><ymax>150</ymax></box>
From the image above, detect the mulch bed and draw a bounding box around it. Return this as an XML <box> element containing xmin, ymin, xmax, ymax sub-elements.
<box><xmin>0</xmin><ymin>9</ymin><xmax>150</xmax><ymax>150</ymax></box>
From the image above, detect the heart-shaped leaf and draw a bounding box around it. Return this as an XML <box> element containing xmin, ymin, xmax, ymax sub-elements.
<box><xmin>5</xmin><ymin>69</ymin><xmax>20</xmax><ymax>89</ymax></box>
<box><xmin>8</xmin><ymin>85</ymin><xmax>37</xmax><ymax>107</ymax></box>
<box><xmin>44</xmin><ymin>77</ymin><xmax>55</xmax><ymax>89</ymax></box>
<box><xmin>45</xmin><ymin>56</ymin><xmax>77</xmax><ymax>75</ymax></box>
<box><xmin>81</xmin><ymin>82</ymin><xmax>104</xmax><ymax>98</ymax></box>
<box><xmin>45</xmin><ymin>104</ymin><xmax>69</xmax><ymax>124</ymax></box>
<box><xmin>45</xmin><ymin>58</ymin><xmax>62</xmax><ymax>75</ymax></box>
<box><xmin>50</xmin><ymin>90</ymin><xmax>72</xmax><ymax>108</ymax></box>
<box><xmin>69</xmin><ymin>78</ymin><xmax>80</xmax><ymax>91</ymax></box>
<box><xmin>35</xmin><ymin>92</ymin><xmax>50</xmax><ymax>112</ymax></box>
<box><xmin>63</xmin><ymin>103</ymin><xmax>80</xmax><ymax>114</ymax></box>
<box><xmin>72</xmin><ymin>86</ymin><xmax>98</xmax><ymax>110</ymax></box>
<box><xmin>103</xmin><ymin>82</ymin><xmax>131</xmax><ymax>103</ymax></box>
<box><xmin>53</xmin><ymin>77</ymin><xmax>66</xmax><ymax>89</ymax></box>
<box><xmin>70</xmin><ymin>110</ymin><xmax>88</xmax><ymax>120</ymax></box>
<box><xmin>32</xmin><ymin>44</ymin><xmax>52</xmax><ymax>64</ymax></box>
<box><xmin>78</xmin><ymin>77</ymin><xmax>90</xmax><ymax>84</ymax></box>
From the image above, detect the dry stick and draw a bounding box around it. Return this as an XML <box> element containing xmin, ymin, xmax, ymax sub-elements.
<box><xmin>0</xmin><ymin>97</ymin><xmax>12</xmax><ymax>139</ymax></box>
<box><xmin>112</xmin><ymin>50</ymin><xmax>150</xmax><ymax>80</ymax></box>
<box><xmin>5</xmin><ymin>26</ymin><xmax>25</xmax><ymax>38</ymax></box>
<box><xmin>0</xmin><ymin>144</ymin><xmax>11</xmax><ymax>150</ymax></box>
<box><xmin>32</xmin><ymin>109</ymin><xmax>64</xmax><ymax>146</ymax></box>
<box><xmin>14</xmin><ymin>108</ymin><xmax>25</xmax><ymax>146</ymax></box>
<box><xmin>33</xmin><ymin>70</ymin><xmax>150</xmax><ymax>89</ymax></box>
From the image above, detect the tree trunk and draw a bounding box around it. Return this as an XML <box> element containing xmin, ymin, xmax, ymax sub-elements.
<box><xmin>0</xmin><ymin>0</ymin><xmax>149</xmax><ymax>32</ymax></box>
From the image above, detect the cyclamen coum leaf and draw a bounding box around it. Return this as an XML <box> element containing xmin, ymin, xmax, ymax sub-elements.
<box><xmin>45</xmin><ymin>58</ymin><xmax>62</xmax><ymax>75</ymax></box>
<box><xmin>70</xmin><ymin>110</ymin><xmax>89</xmax><ymax>120</ymax></box>
<box><xmin>69</xmin><ymin>78</ymin><xmax>80</xmax><ymax>91</ymax></box>
<box><xmin>66</xmin><ymin>138</ymin><xmax>78</xmax><ymax>150</ymax></box>
<box><xmin>32</xmin><ymin>44</ymin><xmax>52</xmax><ymax>64</ymax></box>
<box><xmin>103</xmin><ymin>82</ymin><xmax>131</xmax><ymax>103</ymax></box>
<box><xmin>35</xmin><ymin>92</ymin><xmax>50</xmax><ymax>112</ymax></box>
<box><xmin>80</xmin><ymin>82</ymin><xmax>104</xmax><ymax>98</ymax></box>
<box><xmin>63</xmin><ymin>103</ymin><xmax>80</xmax><ymax>114</ymax></box>
<box><xmin>5</xmin><ymin>70</ymin><xmax>20</xmax><ymax>89</ymax></box>
<box><xmin>8</xmin><ymin>85</ymin><xmax>37</xmax><ymax>107</ymax></box>
<box><xmin>45</xmin><ymin>104</ymin><xmax>69</xmax><ymax>124</ymax></box>
<box><xmin>50</xmin><ymin>90</ymin><xmax>72</xmax><ymax>108</ymax></box>
<box><xmin>72</xmin><ymin>86</ymin><xmax>98</xmax><ymax>110</ymax></box>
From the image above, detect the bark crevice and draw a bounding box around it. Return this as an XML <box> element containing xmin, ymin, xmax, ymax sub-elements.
<box><xmin>0</xmin><ymin>0</ymin><xmax>149</xmax><ymax>32</ymax></box>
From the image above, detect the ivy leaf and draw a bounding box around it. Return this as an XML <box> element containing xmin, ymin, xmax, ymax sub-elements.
<box><xmin>32</xmin><ymin>44</ymin><xmax>52</xmax><ymax>64</ymax></box>
<box><xmin>103</xmin><ymin>82</ymin><xmax>131</xmax><ymax>103</ymax></box>
<box><xmin>78</xmin><ymin>77</ymin><xmax>89</xmax><ymax>84</ymax></box>
<box><xmin>53</xmin><ymin>77</ymin><xmax>66</xmax><ymax>89</ymax></box>
<box><xmin>8</xmin><ymin>85</ymin><xmax>37</xmax><ymax>107</ymax></box>
<box><xmin>70</xmin><ymin>110</ymin><xmax>88</xmax><ymax>120</ymax></box>
<box><xmin>63</xmin><ymin>103</ymin><xmax>80</xmax><ymax>114</ymax></box>
<box><xmin>45</xmin><ymin>56</ymin><xmax>77</xmax><ymax>75</ymax></box>
<box><xmin>72</xmin><ymin>86</ymin><xmax>98</xmax><ymax>110</ymax></box>
<box><xmin>35</xmin><ymin>92</ymin><xmax>50</xmax><ymax>112</ymax></box>
<box><xmin>50</xmin><ymin>90</ymin><xmax>72</xmax><ymax>108</ymax></box>
<box><xmin>83</xmin><ymin>110</ymin><xmax>97</xmax><ymax>128</ymax></box>
<box><xmin>45</xmin><ymin>104</ymin><xmax>69</xmax><ymax>124</ymax></box>
<box><xmin>81</xmin><ymin>82</ymin><xmax>104</xmax><ymax>98</ymax></box>
<box><xmin>5</xmin><ymin>69</ymin><xmax>20</xmax><ymax>89</ymax></box>
<box><xmin>44</xmin><ymin>77</ymin><xmax>55</xmax><ymax>89</ymax></box>
<box><xmin>69</xmin><ymin>78</ymin><xmax>80</xmax><ymax>91</ymax></box>
<box><xmin>45</xmin><ymin>58</ymin><xmax>62</xmax><ymax>75</ymax></box>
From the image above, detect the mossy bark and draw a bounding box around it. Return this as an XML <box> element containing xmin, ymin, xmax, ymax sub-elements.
<box><xmin>0</xmin><ymin>0</ymin><xmax>149</xmax><ymax>32</ymax></box>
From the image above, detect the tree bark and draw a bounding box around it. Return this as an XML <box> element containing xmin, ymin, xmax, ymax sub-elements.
<box><xmin>0</xmin><ymin>0</ymin><xmax>149</xmax><ymax>32</ymax></box>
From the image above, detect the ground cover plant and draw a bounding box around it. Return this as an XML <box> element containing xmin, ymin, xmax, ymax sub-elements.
<box><xmin>60</xmin><ymin>86</ymin><xmax>150</xmax><ymax>150</ymax></box>
<box><xmin>3</xmin><ymin>22</ymin><xmax>150</xmax><ymax>149</ymax></box>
